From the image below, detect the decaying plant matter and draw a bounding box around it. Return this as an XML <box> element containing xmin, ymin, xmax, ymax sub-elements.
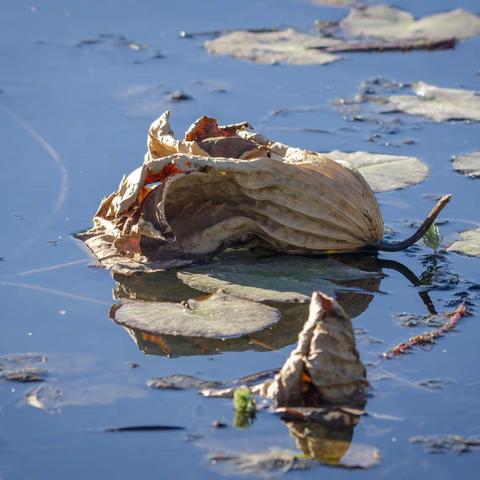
<box><xmin>258</xmin><ymin>291</ymin><xmax>368</xmax><ymax>406</ymax></box>
<box><xmin>78</xmin><ymin>111</ymin><xmax>451</xmax><ymax>274</ymax></box>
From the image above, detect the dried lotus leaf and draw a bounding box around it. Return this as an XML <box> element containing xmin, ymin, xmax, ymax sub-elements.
<box><xmin>259</xmin><ymin>292</ymin><xmax>367</xmax><ymax>406</ymax></box>
<box><xmin>78</xmin><ymin>111</ymin><xmax>451</xmax><ymax>274</ymax></box>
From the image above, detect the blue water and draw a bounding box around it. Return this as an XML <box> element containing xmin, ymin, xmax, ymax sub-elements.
<box><xmin>1</xmin><ymin>0</ymin><xmax>480</xmax><ymax>478</ymax></box>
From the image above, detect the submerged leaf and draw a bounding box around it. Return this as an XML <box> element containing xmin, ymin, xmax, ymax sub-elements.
<box><xmin>452</xmin><ymin>151</ymin><xmax>480</xmax><ymax>178</ymax></box>
<box><xmin>178</xmin><ymin>254</ymin><xmax>380</xmax><ymax>303</ymax></box>
<box><xmin>411</xmin><ymin>435</ymin><xmax>480</xmax><ymax>454</ymax></box>
<box><xmin>113</xmin><ymin>290</ymin><xmax>280</xmax><ymax>338</ymax></box>
<box><xmin>341</xmin><ymin>6</ymin><xmax>480</xmax><ymax>42</ymax></box>
<box><xmin>325</xmin><ymin>150</ymin><xmax>428</xmax><ymax>192</ymax></box>
<box><xmin>204</xmin><ymin>29</ymin><xmax>341</xmax><ymax>65</ymax></box>
<box><xmin>447</xmin><ymin>228</ymin><xmax>480</xmax><ymax>257</ymax></box>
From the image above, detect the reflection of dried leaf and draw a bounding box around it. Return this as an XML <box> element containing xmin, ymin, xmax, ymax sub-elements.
<box><xmin>378</xmin><ymin>82</ymin><xmax>480</xmax><ymax>122</ymax></box>
<box><xmin>447</xmin><ymin>228</ymin><xmax>480</xmax><ymax>257</ymax></box>
<box><xmin>178</xmin><ymin>255</ymin><xmax>380</xmax><ymax>303</ymax></box>
<box><xmin>287</xmin><ymin>421</ymin><xmax>380</xmax><ymax>468</ymax></box>
<box><xmin>341</xmin><ymin>6</ymin><xmax>480</xmax><ymax>41</ymax></box>
<box><xmin>325</xmin><ymin>150</ymin><xmax>428</xmax><ymax>192</ymax></box>
<box><xmin>260</xmin><ymin>292</ymin><xmax>367</xmax><ymax>405</ymax></box>
<box><xmin>113</xmin><ymin>290</ymin><xmax>280</xmax><ymax>338</ymax></box>
<box><xmin>204</xmin><ymin>29</ymin><xmax>341</xmax><ymax>65</ymax></box>
<box><xmin>452</xmin><ymin>151</ymin><xmax>480</xmax><ymax>178</ymax></box>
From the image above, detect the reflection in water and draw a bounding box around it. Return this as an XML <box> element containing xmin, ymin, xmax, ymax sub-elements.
<box><xmin>111</xmin><ymin>252</ymin><xmax>383</xmax><ymax>357</ymax></box>
<box><xmin>109</xmin><ymin>251</ymin><xmax>436</xmax><ymax>357</ymax></box>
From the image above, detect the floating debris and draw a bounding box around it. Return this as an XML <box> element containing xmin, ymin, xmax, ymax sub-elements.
<box><xmin>0</xmin><ymin>353</ymin><xmax>48</xmax><ymax>383</ymax></box>
<box><xmin>411</xmin><ymin>435</ymin><xmax>480</xmax><ymax>454</ymax></box>
<box><xmin>383</xmin><ymin>303</ymin><xmax>468</xmax><ymax>358</ymax></box>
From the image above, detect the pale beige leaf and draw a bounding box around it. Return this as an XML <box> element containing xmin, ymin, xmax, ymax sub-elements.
<box><xmin>341</xmin><ymin>6</ymin><xmax>480</xmax><ymax>41</ymax></box>
<box><xmin>452</xmin><ymin>151</ymin><xmax>480</xmax><ymax>178</ymax></box>
<box><xmin>447</xmin><ymin>228</ymin><xmax>480</xmax><ymax>257</ymax></box>
<box><xmin>381</xmin><ymin>82</ymin><xmax>480</xmax><ymax>122</ymax></box>
<box><xmin>204</xmin><ymin>29</ymin><xmax>341</xmax><ymax>65</ymax></box>
<box><xmin>325</xmin><ymin>150</ymin><xmax>429</xmax><ymax>192</ymax></box>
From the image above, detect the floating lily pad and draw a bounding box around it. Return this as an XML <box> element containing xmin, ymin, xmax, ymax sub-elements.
<box><xmin>447</xmin><ymin>228</ymin><xmax>480</xmax><ymax>257</ymax></box>
<box><xmin>0</xmin><ymin>353</ymin><xmax>48</xmax><ymax>382</ymax></box>
<box><xmin>326</xmin><ymin>150</ymin><xmax>429</xmax><ymax>192</ymax></box>
<box><xmin>204</xmin><ymin>29</ymin><xmax>341</xmax><ymax>65</ymax></box>
<box><xmin>452</xmin><ymin>151</ymin><xmax>480</xmax><ymax>178</ymax></box>
<box><xmin>379</xmin><ymin>82</ymin><xmax>480</xmax><ymax>122</ymax></box>
<box><xmin>177</xmin><ymin>255</ymin><xmax>380</xmax><ymax>303</ymax></box>
<box><xmin>341</xmin><ymin>6</ymin><xmax>480</xmax><ymax>41</ymax></box>
<box><xmin>113</xmin><ymin>290</ymin><xmax>280</xmax><ymax>338</ymax></box>
<box><xmin>25</xmin><ymin>383</ymin><xmax>148</xmax><ymax>412</ymax></box>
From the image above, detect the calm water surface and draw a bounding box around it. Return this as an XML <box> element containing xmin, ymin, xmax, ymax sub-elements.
<box><xmin>1</xmin><ymin>1</ymin><xmax>480</xmax><ymax>478</ymax></box>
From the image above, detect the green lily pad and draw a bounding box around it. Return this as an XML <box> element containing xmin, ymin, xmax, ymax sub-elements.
<box><xmin>113</xmin><ymin>289</ymin><xmax>280</xmax><ymax>338</ymax></box>
<box><xmin>447</xmin><ymin>228</ymin><xmax>480</xmax><ymax>257</ymax></box>
<box><xmin>204</xmin><ymin>29</ymin><xmax>341</xmax><ymax>65</ymax></box>
<box><xmin>452</xmin><ymin>151</ymin><xmax>480</xmax><ymax>178</ymax></box>
<box><xmin>326</xmin><ymin>150</ymin><xmax>429</xmax><ymax>192</ymax></box>
<box><xmin>341</xmin><ymin>6</ymin><xmax>480</xmax><ymax>41</ymax></box>
<box><xmin>177</xmin><ymin>255</ymin><xmax>380</xmax><ymax>303</ymax></box>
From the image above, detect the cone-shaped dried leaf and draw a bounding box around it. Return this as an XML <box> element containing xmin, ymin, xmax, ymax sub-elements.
<box><xmin>447</xmin><ymin>228</ymin><xmax>480</xmax><ymax>257</ymax></box>
<box><xmin>113</xmin><ymin>289</ymin><xmax>280</xmax><ymax>338</ymax></box>
<box><xmin>341</xmin><ymin>6</ymin><xmax>480</xmax><ymax>41</ymax></box>
<box><xmin>78</xmin><ymin>111</ymin><xmax>385</xmax><ymax>274</ymax></box>
<box><xmin>260</xmin><ymin>291</ymin><xmax>367</xmax><ymax>405</ymax></box>
<box><xmin>453</xmin><ymin>151</ymin><xmax>480</xmax><ymax>178</ymax></box>
<box><xmin>204</xmin><ymin>29</ymin><xmax>341</xmax><ymax>65</ymax></box>
<box><xmin>380</xmin><ymin>82</ymin><xmax>480</xmax><ymax>122</ymax></box>
<box><xmin>325</xmin><ymin>150</ymin><xmax>428</xmax><ymax>192</ymax></box>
